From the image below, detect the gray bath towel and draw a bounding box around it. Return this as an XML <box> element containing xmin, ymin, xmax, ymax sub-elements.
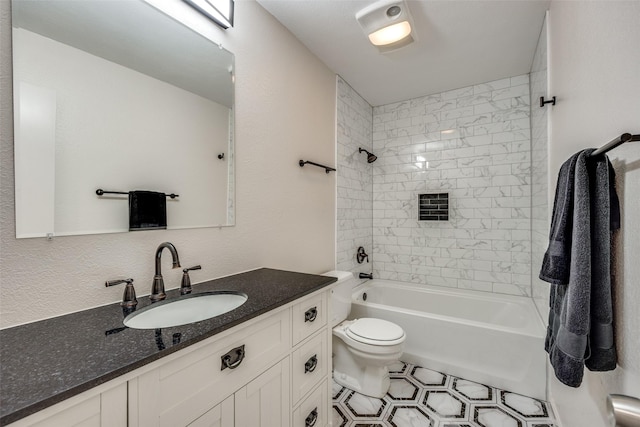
<box><xmin>541</xmin><ymin>149</ymin><xmax>619</xmax><ymax>387</ymax></box>
<box><xmin>585</xmin><ymin>158</ymin><xmax>617</xmax><ymax>372</ymax></box>
<box><xmin>539</xmin><ymin>153</ymin><xmax>579</xmax><ymax>284</ymax></box>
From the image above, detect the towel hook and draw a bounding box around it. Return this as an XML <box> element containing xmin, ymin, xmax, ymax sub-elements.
<box><xmin>540</xmin><ymin>96</ymin><xmax>556</xmax><ymax>107</ymax></box>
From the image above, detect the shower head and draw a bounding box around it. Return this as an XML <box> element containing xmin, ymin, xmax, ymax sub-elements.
<box><xmin>358</xmin><ymin>148</ymin><xmax>377</xmax><ymax>163</ymax></box>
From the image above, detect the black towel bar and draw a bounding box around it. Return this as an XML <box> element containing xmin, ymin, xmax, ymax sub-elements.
<box><xmin>96</xmin><ymin>189</ymin><xmax>179</xmax><ymax>199</ymax></box>
<box><xmin>299</xmin><ymin>160</ymin><xmax>336</xmax><ymax>174</ymax></box>
<box><xmin>589</xmin><ymin>133</ymin><xmax>640</xmax><ymax>157</ymax></box>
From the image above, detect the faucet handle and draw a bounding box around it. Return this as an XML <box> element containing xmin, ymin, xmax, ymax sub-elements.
<box><xmin>105</xmin><ymin>278</ymin><xmax>133</xmax><ymax>287</ymax></box>
<box><xmin>105</xmin><ymin>278</ymin><xmax>138</xmax><ymax>308</ymax></box>
<box><xmin>357</xmin><ymin>246</ymin><xmax>369</xmax><ymax>264</ymax></box>
<box><xmin>180</xmin><ymin>265</ymin><xmax>202</xmax><ymax>295</ymax></box>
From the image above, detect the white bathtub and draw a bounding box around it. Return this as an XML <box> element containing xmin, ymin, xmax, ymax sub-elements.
<box><xmin>348</xmin><ymin>279</ymin><xmax>547</xmax><ymax>400</ymax></box>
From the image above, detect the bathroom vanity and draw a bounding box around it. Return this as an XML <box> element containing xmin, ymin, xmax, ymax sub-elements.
<box><xmin>0</xmin><ymin>269</ymin><xmax>336</xmax><ymax>426</ymax></box>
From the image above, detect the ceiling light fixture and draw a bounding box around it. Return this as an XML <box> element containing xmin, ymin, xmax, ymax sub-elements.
<box><xmin>356</xmin><ymin>0</ymin><xmax>415</xmax><ymax>53</ymax></box>
<box><xmin>368</xmin><ymin>21</ymin><xmax>412</xmax><ymax>46</ymax></box>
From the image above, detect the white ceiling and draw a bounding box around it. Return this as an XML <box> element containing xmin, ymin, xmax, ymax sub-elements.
<box><xmin>257</xmin><ymin>0</ymin><xmax>550</xmax><ymax>106</ymax></box>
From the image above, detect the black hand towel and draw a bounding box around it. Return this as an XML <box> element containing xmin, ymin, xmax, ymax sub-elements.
<box><xmin>129</xmin><ymin>191</ymin><xmax>167</xmax><ymax>231</ymax></box>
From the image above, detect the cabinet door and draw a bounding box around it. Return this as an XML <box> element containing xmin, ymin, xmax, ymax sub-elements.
<box><xmin>8</xmin><ymin>382</ymin><xmax>126</xmax><ymax>427</ymax></box>
<box><xmin>132</xmin><ymin>309</ymin><xmax>290</xmax><ymax>427</ymax></box>
<box><xmin>235</xmin><ymin>358</ymin><xmax>290</xmax><ymax>427</ymax></box>
<box><xmin>187</xmin><ymin>396</ymin><xmax>234</xmax><ymax>427</ymax></box>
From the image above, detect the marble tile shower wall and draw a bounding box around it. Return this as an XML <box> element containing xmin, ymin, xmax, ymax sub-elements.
<box><xmin>371</xmin><ymin>75</ymin><xmax>532</xmax><ymax>296</ymax></box>
<box><xmin>336</xmin><ymin>77</ymin><xmax>374</xmax><ymax>274</ymax></box>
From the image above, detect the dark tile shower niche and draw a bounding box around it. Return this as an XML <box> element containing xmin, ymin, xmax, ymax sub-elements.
<box><xmin>418</xmin><ymin>193</ymin><xmax>449</xmax><ymax>221</ymax></box>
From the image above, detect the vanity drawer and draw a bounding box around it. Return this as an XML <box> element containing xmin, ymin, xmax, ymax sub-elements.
<box><xmin>292</xmin><ymin>380</ymin><xmax>328</xmax><ymax>427</ymax></box>
<box><xmin>133</xmin><ymin>309</ymin><xmax>290</xmax><ymax>427</ymax></box>
<box><xmin>292</xmin><ymin>291</ymin><xmax>327</xmax><ymax>345</ymax></box>
<box><xmin>291</xmin><ymin>331</ymin><xmax>328</xmax><ymax>405</ymax></box>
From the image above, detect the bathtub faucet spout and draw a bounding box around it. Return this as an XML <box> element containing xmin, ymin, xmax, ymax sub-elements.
<box><xmin>359</xmin><ymin>272</ymin><xmax>373</xmax><ymax>280</ymax></box>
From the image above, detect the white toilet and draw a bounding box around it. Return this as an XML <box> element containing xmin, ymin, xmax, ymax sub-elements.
<box><xmin>326</xmin><ymin>271</ymin><xmax>406</xmax><ymax>398</ymax></box>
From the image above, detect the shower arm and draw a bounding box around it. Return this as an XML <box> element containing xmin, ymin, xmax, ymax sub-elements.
<box><xmin>358</xmin><ymin>148</ymin><xmax>377</xmax><ymax>163</ymax></box>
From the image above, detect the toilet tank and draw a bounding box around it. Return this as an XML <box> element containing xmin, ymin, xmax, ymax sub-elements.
<box><xmin>323</xmin><ymin>270</ymin><xmax>360</xmax><ymax>327</ymax></box>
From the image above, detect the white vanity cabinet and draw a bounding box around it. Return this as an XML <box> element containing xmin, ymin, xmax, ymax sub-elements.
<box><xmin>187</xmin><ymin>358</ymin><xmax>291</xmax><ymax>427</ymax></box>
<box><xmin>6</xmin><ymin>381</ymin><xmax>127</xmax><ymax>427</ymax></box>
<box><xmin>8</xmin><ymin>289</ymin><xmax>332</xmax><ymax>427</ymax></box>
<box><xmin>131</xmin><ymin>290</ymin><xmax>330</xmax><ymax>427</ymax></box>
<box><xmin>129</xmin><ymin>308</ymin><xmax>291</xmax><ymax>426</ymax></box>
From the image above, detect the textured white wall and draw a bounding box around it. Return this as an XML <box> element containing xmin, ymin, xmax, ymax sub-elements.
<box><xmin>0</xmin><ymin>0</ymin><xmax>336</xmax><ymax>328</ymax></box>
<box><xmin>547</xmin><ymin>2</ymin><xmax>640</xmax><ymax>425</ymax></box>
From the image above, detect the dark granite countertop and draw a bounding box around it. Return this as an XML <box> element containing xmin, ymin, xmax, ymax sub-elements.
<box><xmin>0</xmin><ymin>268</ymin><xmax>336</xmax><ymax>426</ymax></box>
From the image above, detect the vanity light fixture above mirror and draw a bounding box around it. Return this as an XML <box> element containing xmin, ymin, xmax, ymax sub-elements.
<box><xmin>184</xmin><ymin>0</ymin><xmax>235</xmax><ymax>29</ymax></box>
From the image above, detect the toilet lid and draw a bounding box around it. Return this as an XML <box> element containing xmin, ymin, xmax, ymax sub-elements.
<box><xmin>346</xmin><ymin>318</ymin><xmax>405</xmax><ymax>344</ymax></box>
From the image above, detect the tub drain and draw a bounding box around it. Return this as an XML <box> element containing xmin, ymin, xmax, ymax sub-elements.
<box><xmin>362</xmin><ymin>292</ymin><xmax>367</xmax><ymax>301</ymax></box>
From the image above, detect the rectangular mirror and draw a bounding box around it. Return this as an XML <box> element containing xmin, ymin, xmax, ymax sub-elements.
<box><xmin>12</xmin><ymin>0</ymin><xmax>235</xmax><ymax>238</ymax></box>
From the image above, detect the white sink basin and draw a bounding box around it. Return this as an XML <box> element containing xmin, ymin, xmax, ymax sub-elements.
<box><xmin>124</xmin><ymin>291</ymin><xmax>248</xmax><ymax>329</ymax></box>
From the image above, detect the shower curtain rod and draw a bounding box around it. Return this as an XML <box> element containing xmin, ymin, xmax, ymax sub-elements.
<box><xmin>589</xmin><ymin>133</ymin><xmax>640</xmax><ymax>157</ymax></box>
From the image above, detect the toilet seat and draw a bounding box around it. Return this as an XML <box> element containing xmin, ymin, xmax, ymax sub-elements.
<box><xmin>345</xmin><ymin>318</ymin><xmax>405</xmax><ymax>346</ymax></box>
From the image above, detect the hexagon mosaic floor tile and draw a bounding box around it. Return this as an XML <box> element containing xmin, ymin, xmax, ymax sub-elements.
<box><xmin>332</xmin><ymin>362</ymin><xmax>556</xmax><ymax>427</ymax></box>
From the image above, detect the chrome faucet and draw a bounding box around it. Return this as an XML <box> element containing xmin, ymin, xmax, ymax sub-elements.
<box><xmin>150</xmin><ymin>242</ymin><xmax>181</xmax><ymax>302</ymax></box>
